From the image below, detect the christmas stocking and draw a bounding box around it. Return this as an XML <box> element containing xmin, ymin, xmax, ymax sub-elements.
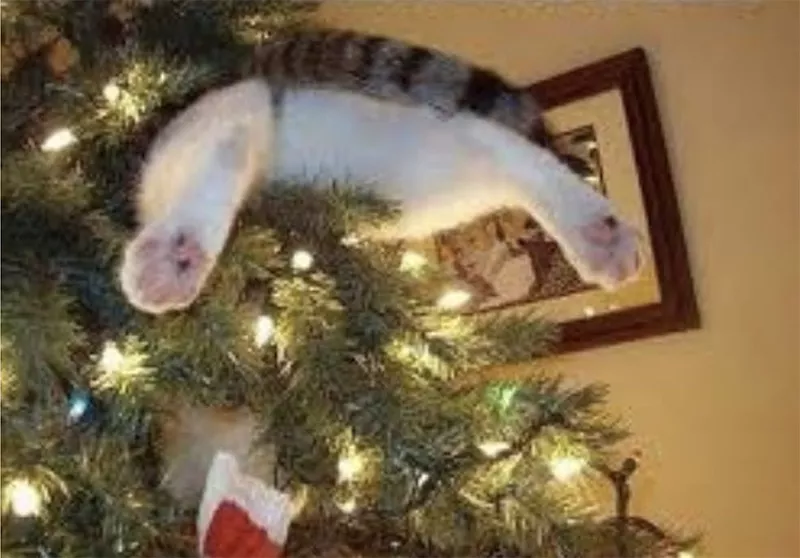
<box><xmin>198</xmin><ymin>452</ymin><xmax>293</xmax><ymax>558</ymax></box>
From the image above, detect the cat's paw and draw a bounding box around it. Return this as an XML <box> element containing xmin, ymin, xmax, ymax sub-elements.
<box><xmin>120</xmin><ymin>226</ymin><xmax>212</xmax><ymax>314</ymax></box>
<box><xmin>561</xmin><ymin>214</ymin><xmax>643</xmax><ymax>290</ymax></box>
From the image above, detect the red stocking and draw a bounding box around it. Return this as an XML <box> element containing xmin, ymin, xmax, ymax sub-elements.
<box><xmin>198</xmin><ymin>452</ymin><xmax>292</xmax><ymax>558</ymax></box>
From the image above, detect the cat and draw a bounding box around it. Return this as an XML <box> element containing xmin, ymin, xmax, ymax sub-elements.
<box><xmin>119</xmin><ymin>76</ymin><xmax>641</xmax><ymax>315</ymax></box>
<box><xmin>249</xmin><ymin>28</ymin><xmax>546</xmax><ymax>142</ymax></box>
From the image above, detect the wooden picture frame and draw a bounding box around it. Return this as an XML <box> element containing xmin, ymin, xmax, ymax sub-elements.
<box><xmin>413</xmin><ymin>48</ymin><xmax>699</xmax><ymax>354</ymax></box>
<box><xmin>529</xmin><ymin>48</ymin><xmax>699</xmax><ymax>352</ymax></box>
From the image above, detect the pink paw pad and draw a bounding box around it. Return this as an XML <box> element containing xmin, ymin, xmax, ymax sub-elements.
<box><xmin>572</xmin><ymin>215</ymin><xmax>643</xmax><ymax>290</ymax></box>
<box><xmin>121</xmin><ymin>229</ymin><xmax>211</xmax><ymax>314</ymax></box>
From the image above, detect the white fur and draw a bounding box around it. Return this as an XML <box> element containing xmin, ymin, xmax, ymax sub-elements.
<box><xmin>121</xmin><ymin>78</ymin><xmax>641</xmax><ymax>314</ymax></box>
<box><xmin>136</xmin><ymin>80</ymin><xmax>274</xmax><ymax>257</ymax></box>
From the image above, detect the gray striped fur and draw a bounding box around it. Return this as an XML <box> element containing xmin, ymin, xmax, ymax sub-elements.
<box><xmin>249</xmin><ymin>28</ymin><xmax>546</xmax><ymax>140</ymax></box>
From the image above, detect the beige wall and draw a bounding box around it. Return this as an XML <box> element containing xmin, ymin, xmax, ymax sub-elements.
<box><xmin>316</xmin><ymin>2</ymin><xmax>800</xmax><ymax>557</ymax></box>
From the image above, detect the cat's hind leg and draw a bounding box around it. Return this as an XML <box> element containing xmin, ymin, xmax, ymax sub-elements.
<box><xmin>459</xmin><ymin>116</ymin><xmax>643</xmax><ymax>291</ymax></box>
<box><xmin>120</xmin><ymin>79</ymin><xmax>274</xmax><ymax>315</ymax></box>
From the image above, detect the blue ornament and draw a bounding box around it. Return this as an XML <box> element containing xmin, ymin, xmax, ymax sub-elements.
<box><xmin>67</xmin><ymin>390</ymin><xmax>92</xmax><ymax>425</ymax></box>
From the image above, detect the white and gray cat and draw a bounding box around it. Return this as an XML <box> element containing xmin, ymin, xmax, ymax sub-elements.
<box><xmin>120</xmin><ymin>30</ymin><xmax>641</xmax><ymax>315</ymax></box>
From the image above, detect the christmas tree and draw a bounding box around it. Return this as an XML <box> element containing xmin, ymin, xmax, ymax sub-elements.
<box><xmin>1</xmin><ymin>1</ymin><xmax>696</xmax><ymax>556</ymax></box>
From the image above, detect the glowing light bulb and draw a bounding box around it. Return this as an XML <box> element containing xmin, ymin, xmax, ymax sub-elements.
<box><xmin>337</xmin><ymin>454</ymin><xmax>364</xmax><ymax>483</ymax></box>
<box><xmin>337</xmin><ymin>496</ymin><xmax>357</xmax><ymax>514</ymax></box>
<box><xmin>41</xmin><ymin>128</ymin><xmax>76</xmax><ymax>152</ymax></box>
<box><xmin>99</xmin><ymin>341</ymin><xmax>124</xmax><ymax>375</ymax></box>
<box><xmin>583</xmin><ymin>306</ymin><xmax>596</xmax><ymax>317</ymax></box>
<box><xmin>497</xmin><ymin>385</ymin><xmax>518</xmax><ymax>412</ymax></box>
<box><xmin>291</xmin><ymin>250</ymin><xmax>314</xmax><ymax>271</ymax></box>
<box><xmin>253</xmin><ymin>315</ymin><xmax>275</xmax><ymax>348</ymax></box>
<box><xmin>549</xmin><ymin>456</ymin><xmax>587</xmax><ymax>482</ymax></box>
<box><xmin>478</xmin><ymin>441</ymin><xmax>511</xmax><ymax>458</ymax></box>
<box><xmin>678</xmin><ymin>552</ymin><xmax>695</xmax><ymax>558</ymax></box>
<box><xmin>400</xmin><ymin>250</ymin><xmax>427</xmax><ymax>272</ymax></box>
<box><xmin>340</xmin><ymin>233</ymin><xmax>361</xmax><ymax>246</ymax></box>
<box><xmin>436</xmin><ymin>288</ymin><xmax>471</xmax><ymax>310</ymax></box>
<box><xmin>103</xmin><ymin>82</ymin><xmax>121</xmax><ymax>103</ymax></box>
<box><xmin>6</xmin><ymin>480</ymin><xmax>42</xmax><ymax>517</ymax></box>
